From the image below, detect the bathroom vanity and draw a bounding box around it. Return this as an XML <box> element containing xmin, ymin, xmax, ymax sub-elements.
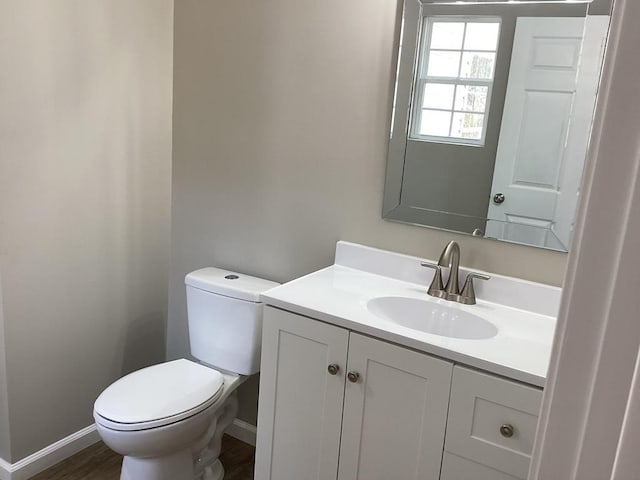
<box><xmin>254</xmin><ymin>242</ymin><xmax>559</xmax><ymax>480</ymax></box>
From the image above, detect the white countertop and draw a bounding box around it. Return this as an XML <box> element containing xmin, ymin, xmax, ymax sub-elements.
<box><xmin>260</xmin><ymin>242</ymin><xmax>559</xmax><ymax>387</ymax></box>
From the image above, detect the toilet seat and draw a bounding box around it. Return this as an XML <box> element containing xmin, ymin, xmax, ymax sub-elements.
<box><xmin>94</xmin><ymin>359</ymin><xmax>224</xmax><ymax>431</ymax></box>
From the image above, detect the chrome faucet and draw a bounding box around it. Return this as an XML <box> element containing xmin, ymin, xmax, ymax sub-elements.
<box><xmin>421</xmin><ymin>241</ymin><xmax>490</xmax><ymax>305</ymax></box>
<box><xmin>438</xmin><ymin>240</ymin><xmax>461</xmax><ymax>300</ymax></box>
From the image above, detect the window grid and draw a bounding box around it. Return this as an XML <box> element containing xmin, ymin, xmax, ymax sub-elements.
<box><xmin>410</xmin><ymin>17</ymin><xmax>501</xmax><ymax>146</ymax></box>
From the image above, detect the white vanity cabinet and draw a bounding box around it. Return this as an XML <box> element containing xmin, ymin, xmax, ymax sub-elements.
<box><xmin>255</xmin><ymin>306</ymin><xmax>453</xmax><ymax>480</ymax></box>
<box><xmin>255</xmin><ymin>306</ymin><xmax>543</xmax><ymax>480</ymax></box>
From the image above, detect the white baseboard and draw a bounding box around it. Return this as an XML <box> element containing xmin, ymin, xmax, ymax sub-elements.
<box><xmin>0</xmin><ymin>424</ymin><xmax>99</xmax><ymax>480</ymax></box>
<box><xmin>0</xmin><ymin>458</ymin><xmax>11</xmax><ymax>480</ymax></box>
<box><xmin>225</xmin><ymin>418</ymin><xmax>256</xmax><ymax>446</ymax></box>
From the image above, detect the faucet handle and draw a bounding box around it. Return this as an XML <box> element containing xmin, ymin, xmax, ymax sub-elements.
<box><xmin>460</xmin><ymin>272</ymin><xmax>491</xmax><ymax>305</ymax></box>
<box><xmin>420</xmin><ymin>262</ymin><xmax>446</xmax><ymax>298</ymax></box>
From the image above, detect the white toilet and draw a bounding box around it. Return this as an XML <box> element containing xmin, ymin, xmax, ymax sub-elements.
<box><xmin>93</xmin><ymin>268</ymin><xmax>279</xmax><ymax>480</ymax></box>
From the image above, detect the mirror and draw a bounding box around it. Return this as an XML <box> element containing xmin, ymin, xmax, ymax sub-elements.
<box><xmin>383</xmin><ymin>0</ymin><xmax>613</xmax><ymax>252</ymax></box>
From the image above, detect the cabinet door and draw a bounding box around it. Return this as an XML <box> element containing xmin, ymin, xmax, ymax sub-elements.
<box><xmin>337</xmin><ymin>333</ymin><xmax>453</xmax><ymax>480</ymax></box>
<box><xmin>255</xmin><ymin>307</ymin><xmax>349</xmax><ymax>480</ymax></box>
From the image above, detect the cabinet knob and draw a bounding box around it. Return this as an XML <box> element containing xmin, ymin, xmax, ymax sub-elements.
<box><xmin>500</xmin><ymin>424</ymin><xmax>515</xmax><ymax>438</ymax></box>
<box><xmin>327</xmin><ymin>364</ymin><xmax>340</xmax><ymax>375</ymax></box>
<box><xmin>347</xmin><ymin>371</ymin><xmax>360</xmax><ymax>383</ymax></box>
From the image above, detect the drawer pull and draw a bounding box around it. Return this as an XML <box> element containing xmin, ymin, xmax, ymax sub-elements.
<box><xmin>500</xmin><ymin>424</ymin><xmax>515</xmax><ymax>438</ymax></box>
<box><xmin>347</xmin><ymin>371</ymin><xmax>360</xmax><ymax>383</ymax></box>
<box><xmin>327</xmin><ymin>364</ymin><xmax>340</xmax><ymax>375</ymax></box>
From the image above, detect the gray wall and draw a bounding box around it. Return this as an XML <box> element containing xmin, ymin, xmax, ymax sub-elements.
<box><xmin>589</xmin><ymin>0</ymin><xmax>614</xmax><ymax>16</ymax></box>
<box><xmin>170</xmin><ymin>0</ymin><xmax>568</xmax><ymax>425</ymax></box>
<box><xmin>0</xmin><ymin>0</ymin><xmax>173</xmax><ymax>461</ymax></box>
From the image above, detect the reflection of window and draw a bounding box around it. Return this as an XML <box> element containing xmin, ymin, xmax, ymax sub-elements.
<box><xmin>411</xmin><ymin>17</ymin><xmax>501</xmax><ymax>146</ymax></box>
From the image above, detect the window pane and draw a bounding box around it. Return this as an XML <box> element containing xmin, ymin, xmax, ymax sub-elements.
<box><xmin>430</xmin><ymin>22</ymin><xmax>465</xmax><ymax>50</ymax></box>
<box><xmin>427</xmin><ymin>51</ymin><xmax>461</xmax><ymax>77</ymax></box>
<box><xmin>420</xmin><ymin>110</ymin><xmax>452</xmax><ymax>137</ymax></box>
<box><xmin>455</xmin><ymin>85</ymin><xmax>489</xmax><ymax>112</ymax></box>
<box><xmin>451</xmin><ymin>113</ymin><xmax>484</xmax><ymax>140</ymax></box>
<box><xmin>423</xmin><ymin>83</ymin><xmax>455</xmax><ymax>109</ymax></box>
<box><xmin>464</xmin><ymin>23</ymin><xmax>500</xmax><ymax>51</ymax></box>
<box><xmin>460</xmin><ymin>52</ymin><xmax>495</xmax><ymax>79</ymax></box>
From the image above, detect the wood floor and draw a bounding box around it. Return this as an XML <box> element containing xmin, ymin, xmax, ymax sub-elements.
<box><xmin>29</xmin><ymin>435</ymin><xmax>255</xmax><ymax>480</ymax></box>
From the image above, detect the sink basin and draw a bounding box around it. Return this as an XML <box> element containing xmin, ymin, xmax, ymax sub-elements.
<box><xmin>367</xmin><ymin>296</ymin><xmax>498</xmax><ymax>340</ymax></box>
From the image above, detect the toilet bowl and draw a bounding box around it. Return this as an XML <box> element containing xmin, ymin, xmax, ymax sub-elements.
<box><xmin>94</xmin><ymin>268</ymin><xmax>279</xmax><ymax>480</ymax></box>
<box><xmin>94</xmin><ymin>360</ymin><xmax>242</xmax><ymax>480</ymax></box>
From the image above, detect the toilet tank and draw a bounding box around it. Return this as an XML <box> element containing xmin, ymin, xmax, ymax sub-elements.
<box><xmin>185</xmin><ymin>268</ymin><xmax>280</xmax><ymax>375</ymax></box>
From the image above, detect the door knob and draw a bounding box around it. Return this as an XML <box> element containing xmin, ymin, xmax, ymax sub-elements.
<box><xmin>327</xmin><ymin>364</ymin><xmax>340</xmax><ymax>375</ymax></box>
<box><xmin>347</xmin><ymin>371</ymin><xmax>360</xmax><ymax>383</ymax></box>
<box><xmin>493</xmin><ymin>193</ymin><xmax>505</xmax><ymax>204</ymax></box>
<box><xmin>500</xmin><ymin>424</ymin><xmax>515</xmax><ymax>438</ymax></box>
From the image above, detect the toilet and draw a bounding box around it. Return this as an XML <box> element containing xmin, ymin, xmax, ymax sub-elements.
<box><xmin>93</xmin><ymin>268</ymin><xmax>279</xmax><ymax>480</ymax></box>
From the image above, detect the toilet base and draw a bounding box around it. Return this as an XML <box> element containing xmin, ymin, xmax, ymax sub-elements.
<box><xmin>117</xmin><ymin>394</ymin><xmax>238</xmax><ymax>480</ymax></box>
<box><xmin>120</xmin><ymin>456</ymin><xmax>224</xmax><ymax>480</ymax></box>
<box><xmin>121</xmin><ymin>449</ymin><xmax>195</xmax><ymax>480</ymax></box>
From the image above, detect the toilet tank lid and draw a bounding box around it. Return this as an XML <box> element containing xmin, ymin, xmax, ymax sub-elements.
<box><xmin>185</xmin><ymin>267</ymin><xmax>280</xmax><ymax>302</ymax></box>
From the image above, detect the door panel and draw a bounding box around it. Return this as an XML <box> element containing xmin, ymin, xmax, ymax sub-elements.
<box><xmin>337</xmin><ymin>333</ymin><xmax>453</xmax><ymax>480</ymax></box>
<box><xmin>511</xmin><ymin>90</ymin><xmax>573</xmax><ymax>189</ymax></box>
<box><xmin>487</xmin><ymin>17</ymin><xmax>586</xmax><ymax>245</ymax></box>
<box><xmin>255</xmin><ymin>307</ymin><xmax>349</xmax><ymax>480</ymax></box>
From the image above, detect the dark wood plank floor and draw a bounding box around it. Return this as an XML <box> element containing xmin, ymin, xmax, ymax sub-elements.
<box><xmin>29</xmin><ymin>435</ymin><xmax>255</xmax><ymax>480</ymax></box>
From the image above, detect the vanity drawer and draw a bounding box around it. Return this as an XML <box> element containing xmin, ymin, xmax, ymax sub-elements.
<box><xmin>445</xmin><ymin>366</ymin><xmax>543</xmax><ymax>479</ymax></box>
<box><xmin>440</xmin><ymin>452</ymin><xmax>521</xmax><ymax>480</ymax></box>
